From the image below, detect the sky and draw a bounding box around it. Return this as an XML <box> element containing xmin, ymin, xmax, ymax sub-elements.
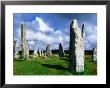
<box><xmin>13</xmin><ymin>13</ymin><xmax>97</xmax><ymax>50</ymax></box>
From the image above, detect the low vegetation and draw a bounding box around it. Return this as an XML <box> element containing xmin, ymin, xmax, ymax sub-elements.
<box><xmin>13</xmin><ymin>54</ymin><xmax>97</xmax><ymax>75</ymax></box>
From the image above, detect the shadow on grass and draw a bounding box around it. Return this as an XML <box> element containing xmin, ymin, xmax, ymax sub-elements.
<box><xmin>88</xmin><ymin>60</ymin><xmax>93</xmax><ymax>62</ymax></box>
<box><xmin>42</xmin><ymin>64</ymin><xmax>68</xmax><ymax>70</ymax></box>
<box><xmin>61</xmin><ymin>58</ymin><xmax>70</xmax><ymax>62</ymax></box>
<box><xmin>14</xmin><ymin>59</ymin><xmax>24</xmax><ymax>61</ymax></box>
<box><xmin>41</xmin><ymin>64</ymin><xmax>85</xmax><ymax>75</ymax></box>
<box><xmin>71</xmin><ymin>71</ymin><xmax>84</xmax><ymax>75</ymax></box>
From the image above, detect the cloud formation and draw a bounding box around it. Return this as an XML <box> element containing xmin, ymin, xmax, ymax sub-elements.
<box><xmin>14</xmin><ymin>13</ymin><xmax>97</xmax><ymax>50</ymax></box>
<box><xmin>84</xmin><ymin>23</ymin><xmax>97</xmax><ymax>49</ymax></box>
<box><xmin>14</xmin><ymin>16</ymin><xmax>69</xmax><ymax>50</ymax></box>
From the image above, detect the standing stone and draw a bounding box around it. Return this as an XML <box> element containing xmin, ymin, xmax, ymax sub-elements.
<box><xmin>41</xmin><ymin>50</ymin><xmax>43</xmax><ymax>56</ymax></box>
<box><xmin>44</xmin><ymin>51</ymin><xmax>46</xmax><ymax>59</ymax></box>
<box><xmin>81</xmin><ymin>24</ymin><xmax>85</xmax><ymax>38</ymax></box>
<box><xmin>92</xmin><ymin>47</ymin><xmax>97</xmax><ymax>62</ymax></box>
<box><xmin>46</xmin><ymin>44</ymin><xmax>52</xmax><ymax>56</ymax></box>
<box><xmin>38</xmin><ymin>50</ymin><xmax>41</xmax><ymax>57</ymax></box>
<box><xmin>21</xmin><ymin>24</ymin><xmax>29</xmax><ymax>60</ymax></box>
<box><xmin>69</xmin><ymin>19</ymin><xmax>85</xmax><ymax>72</ymax></box>
<box><xmin>39</xmin><ymin>50</ymin><xmax>41</xmax><ymax>56</ymax></box>
<box><xmin>33</xmin><ymin>46</ymin><xmax>38</xmax><ymax>58</ymax></box>
<box><xmin>43</xmin><ymin>50</ymin><xmax>45</xmax><ymax>56</ymax></box>
<box><xmin>13</xmin><ymin>41</ymin><xmax>19</xmax><ymax>59</ymax></box>
<box><xmin>40</xmin><ymin>50</ymin><xmax>42</xmax><ymax>56</ymax></box>
<box><xmin>59</xmin><ymin>43</ymin><xmax>65</xmax><ymax>57</ymax></box>
<box><xmin>41</xmin><ymin>50</ymin><xmax>44</xmax><ymax>56</ymax></box>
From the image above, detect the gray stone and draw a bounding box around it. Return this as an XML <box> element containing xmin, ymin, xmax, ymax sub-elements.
<box><xmin>13</xmin><ymin>41</ymin><xmax>19</xmax><ymax>59</ymax></box>
<box><xmin>44</xmin><ymin>51</ymin><xmax>47</xmax><ymax>59</ymax></box>
<box><xmin>92</xmin><ymin>47</ymin><xmax>97</xmax><ymax>62</ymax></box>
<box><xmin>40</xmin><ymin>50</ymin><xmax>43</xmax><ymax>56</ymax></box>
<box><xmin>41</xmin><ymin>50</ymin><xmax>44</xmax><ymax>56</ymax></box>
<box><xmin>33</xmin><ymin>46</ymin><xmax>38</xmax><ymax>58</ymax></box>
<box><xmin>59</xmin><ymin>43</ymin><xmax>65</xmax><ymax>57</ymax></box>
<box><xmin>46</xmin><ymin>44</ymin><xmax>52</xmax><ymax>56</ymax></box>
<box><xmin>69</xmin><ymin>19</ymin><xmax>85</xmax><ymax>72</ymax></box>
<box><xmin>38</xmin><ymin>50</ymin><xmax>41</xmax><ymax>57</ymax></box>
<box><xmin>21</xmin><ymin>24</ymin><xmax>29</xmax><ymax>60</ymax></box>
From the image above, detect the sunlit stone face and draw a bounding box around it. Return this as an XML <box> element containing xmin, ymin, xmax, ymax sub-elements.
<box><xmin>13</xmin><ymin>41</ymin><xmax>19</xmax><ymax>59</ymax></box>
<box><xmin>70</xmin><ymin>19</ymin><xmax>85</xmax><ymax>72</ymax></box>
<box><xmin>93</xmin><ymin>47</ymin><xmax>97</xmax><ymax>62</ymax></box>
<box><xmin>33</xmin><ymin>46</ymin><xmax>38</xmax><ymax>58</ymax></box>
<box><xmin>21</xmin><ymin>24</ymin><xmax>29</xmax><ymax>60</ymax></box>
<box><xmin>72</xmin><ymin>19</ymin><xmax>78</xmax><ymax>29</ymax></box>
<box><xmin>46</xmin><ymin>44</ymin><xmax>52</xmax><ymax>57</ymax></box>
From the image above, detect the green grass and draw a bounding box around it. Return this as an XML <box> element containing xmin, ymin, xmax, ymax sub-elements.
<box><xmin>13</xmin><ymin>54</ymin><xmax>97</xmax><ymax>75</ymax></box>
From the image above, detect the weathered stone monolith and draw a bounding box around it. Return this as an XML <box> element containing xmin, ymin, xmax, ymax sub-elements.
<box><xmin>33</xmin><ymin>46</ymin><xmax>38</xmax><ymax>58</ymax></box>
<box><xmin>44</xmin><ymin>51</ymin><xmax>46</xmax><ymax>58</ymax></box>
<box><xmin>46</xmin><ymin>44</ymin><xmax>52</xmax><ymax>56</ymax></box>
<box><xmin>59</xmin><ymin>43</ymin><xmax>65</xmax><ymax>57</ymax></box>
<box><xmin>92</xmin><ymin>47</ymin><xmax>97</xmax><ymax>62</ymax></box>
<box><xmin>69</xmin><ymin>19</ymin><xmax>85</xmax><ymax>72</ymax></box>
<box><xmin>38</xmin><ymin>50</ymin><xmax>42</xmax><ymax>57</ymax></box>
<box><xmin>41</xmin><ymin>50</ymin><xmax>44</xmax><ymax>56</ymax></box>
<box><xmin>21</xmin><ymin>24</ymin><xmax>29</xmax><ymax>60</ymax></box>
<box><xmin>13</xmin><ymin>41</ymin><xmax>19</xmax><ymax>59</ymax></box>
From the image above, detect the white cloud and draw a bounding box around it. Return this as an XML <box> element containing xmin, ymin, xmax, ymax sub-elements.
<box><xmin>26</xmin><ymin>29</ymin><xmax>36</xmax><ymax>40</ymax></box>
<box><xmin>28</xmin><ymin>40</ymin><xmax>35</xmax><ymax>46</ymax></box>
<box><xmin>28</xmin><ymin>40</ymin><xmax>36</xmax><ymax>50</ymax></box>
<box><xmin>84</xmin><ymin>23</ymin><xmax>97</xmax><ymax>49</ymax></box>
<box><xmin>14</xmin><ymin>16</ymin><xmax>97</xmax><ymax>50</ymax></box>
<box><xmin>35</xmin><ymin>17</ymin><xmax>54</xmax><ymax>32</ymax></box>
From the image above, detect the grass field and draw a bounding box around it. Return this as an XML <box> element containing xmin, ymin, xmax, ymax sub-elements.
<box><xmin>13</xmin><ymin>54</ymin><xmax>97</xmax><ymax>75</ymax></box>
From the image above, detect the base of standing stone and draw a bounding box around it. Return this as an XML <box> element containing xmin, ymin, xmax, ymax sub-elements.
<box><xmin>33</xmin><ymin>55</ymin><xmax>38</xmax><ymax>59</ymax></box>
<box><xmin>59</xmin><ymin>43</ymin><xmax>65</xmax><ymax>57</ymax></box>
<box><xmin>23</xmin><ymin>53</ymin><xmax>29</xmax><ymax>60</ymax></box>
<box><xmin>14</xmin><ymin>55</ymin><xmax>19</xmax><ymax>59</ymax></box>
<box><xmin>92</xmin><ymin>47</ymin><xmax>97</xmax><ymax>63</ymax></box>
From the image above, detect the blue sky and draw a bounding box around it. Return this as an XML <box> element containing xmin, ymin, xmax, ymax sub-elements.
<box><xmin>13</xmin><ymin>13</ymin><xmax>97</xmax><ymax>50</ymax></box>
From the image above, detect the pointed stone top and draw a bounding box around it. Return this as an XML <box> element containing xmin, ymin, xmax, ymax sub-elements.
<box><xmin>21</xmin><ymin>23</ymin><xmax>27</xmax><ymax>28</ymax></box>
<box><xmin>93</xmin><ymin>47</ymin><xmax>97</xmax><ymax>50</ymax></box>
<box><xmin>82</xmin><ymin>24</ymin><xmax>85</xmax><ymax>37</ymax></box>
<box><xmin>82</xmin><ymin>24</ymin><xmax>84</xmax><ymax>28</ymax></box>
<box><xmin>71</xmin><ymin>19</ymin><xmax>78</xmax><ymax>29</ymax></box>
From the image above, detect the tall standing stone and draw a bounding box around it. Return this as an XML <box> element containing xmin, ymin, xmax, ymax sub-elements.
<box><xmin>42</xmin><ymin>50</ymin><xmax>44</xmax><ymax>56</ymax></box>
<box><xmin>21</xmin><ymin>24</ymin><xmax>29</xmax><ymax>60</ymax></box>
<box><xmin>13</xmin><ymin>41</ymin><xmax>19</xmax><ymax>59</ymax></box>
<box><xmin>41</xmin><ymin>50</ymin><xmax>44</xmax><ymax>56</ymax></box>
<box><xmin>44</xmin><ymin>50</ymin><xmax>46</xmax><ymax>58</ymax></box>
<box><xmin>39</xmin><ymin>50</ymin><xmax>41</xmax><ymax>56</ymax></box>
<box><xmin>69</xmin><ymin>19</ymin><xmax>85</xmax><ymax>72</ymax></box>
<box><xmin>46</xmin><ymin>44</ymin><xmax>52</xmax><ymax>56</ymax></box>
<box><xmin>38</xmin><ymin>50</ymin><xmax>41</xmax><ymax>57</ymax></box>
<box><xmin>33</xmin><ymin>46</ymin><xmax>38</xmax><ymax>58</ymax></box>
<box><xmin>40</xmin><ymin>50</ymin><xmax>42</xmax><ymax>56</ymax></box>
<box><xmin>92</xmin><ymin>47</ymin><xmax>97</xmax><ymax>62</ymax></box>
<box><xmin>59</xmin><ymin>43</ymin><xmax>65</xmax><ymax>57</ymax></box>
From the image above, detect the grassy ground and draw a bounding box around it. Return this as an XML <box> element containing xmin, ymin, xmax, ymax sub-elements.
<box><xmin>13</xmin><ymin>54</ymin><xmax>97</xmax><ymax>75</ymax></box>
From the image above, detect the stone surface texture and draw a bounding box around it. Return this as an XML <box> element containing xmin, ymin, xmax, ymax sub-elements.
<box><xmin>59</xmin><ymin>43</ymin><xmax>65</xmax><ymax>57</ymax></box>
<box><xmin>13</xmin><ymin>41</ymin><xmax>19</xmax><ymax>58</ymax></box>
<box><xmin>33</xmin><ymin>46</ymin><xmax>38</xmax><ymax>58</ymax></box>
<box><xmin>21</xmin><ymin>24</ymin><xmax>29</xmax><ymax>60</ymax></box>
<box><xmin>69</xmin><ymin>19</ymin><xmax>85</xmax><ymax>72</ymax></box>
<box><xmin>93</xmin><ymin>47</ymin><xmax>97</xmax><ymax>62</ymax></box>
<box><xmin>46</xmin><ymin>44</ymin><xmax>52</xmax><ymax>56</ymax></box>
